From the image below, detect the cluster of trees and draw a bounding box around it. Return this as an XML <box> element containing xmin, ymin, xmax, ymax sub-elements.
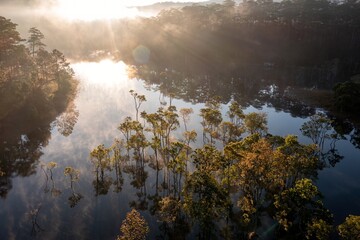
<box><xmin>90</xmin><ymin>90</ymin><xmax>358</xmax><ymax>239</ymax></box>
<box><xmin>0</xmin><ymin>17</ymin><xmax>78</xmax><ymax>198</ymax></box>
<box><xmin>0</xmin><ymin>16</ymin><xmax>77</xmax><ymax>120</ymax></box>
<box><xmin>108</xmin><ymin>0</ymin><xmax>360</xmax><ymax>89</ymax></box>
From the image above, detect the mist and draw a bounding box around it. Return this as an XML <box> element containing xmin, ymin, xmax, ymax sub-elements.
<box><xmin>0</xmin><ymin>0</ymin><xmax>148</xmax><ymax>59</ymax></box>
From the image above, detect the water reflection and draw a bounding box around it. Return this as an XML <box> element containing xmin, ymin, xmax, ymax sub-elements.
<box><xmin>1</xmin><ymin>60</ymin><xmax>360</xmax><ymax>239</ymax></box>
<box><xmin>0</xmin><ymin>96</ymin><xmax>77</xmax><ymax>198</ymax></box>
<box><xmin>135</xmin><ymin>65</ymin><xmax>360</xmax><ymax>147</ymax></box>
<box><xmin>72</xmin><ymin>60</ymin><xmax>130</xmax><ymax>86</ymax></box>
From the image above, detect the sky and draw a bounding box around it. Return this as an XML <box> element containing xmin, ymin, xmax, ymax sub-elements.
<box><xmin>53</xmin><ymin>0</ymin><xmax>210</xmax><ymax>20</ymax></box>
<box><xmin>0</xmin><ymin>0</ymin><xmax>209</xmax><ymax>7</ymax></box>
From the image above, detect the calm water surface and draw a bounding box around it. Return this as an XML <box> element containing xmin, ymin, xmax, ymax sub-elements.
<box><xmin>1</xmin><ymin>60</ymin><xmax>359</xmax><ymax>239</ymax></box>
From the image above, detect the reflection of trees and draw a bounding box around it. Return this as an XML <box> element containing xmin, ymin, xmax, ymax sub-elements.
<box><xmin>300</xmin><ymin>113</ymin><xmax>345</xmax><ymax>168</ymax></box>
<box><xmin>64</xmin><ymin>166</ymin><xmax>83</xmax><ymax>208</ymax></box>
<box><xmin>0</xmin><ymin>18</ymin><xmax>78</xmax><ymax>198</ymax></box>
<box><xmin>55</xmin><ymin>102</ymin><xmax>79</xmax><ymax>137</ymax></box>
<box><xmin>351</xmin><ymin>128</ymin><xmax>360</xmax><ymax>149</ymax></box>
<box><xmin>0</xmin><ymin>123</ymin><xmax>48</xmax><ymax>198</ymax></box>
<box><xmin>90</xmin><ymin>142</ymin><xmax>126</xmax><ymax>196</ymax></box>
<box><xmin>40</xmin><ymin>161</ymin><xmax>62</xmax><ymax>197</ymax></box>
<box><xmin>28</xmin><ymin>205</ymin><xmax>45</xmax><ymax>236</ymax></box>
<box><xmin>92</xmin><ymin>176</ymin><xmax>113</xmax><ymax>197</ymax></box>
<box><xmin>124</xmin><ymin>165</ymin><xmax>149</xmax><ymax>211</ymax></box>
<box><xmin>137</xmin><ymin>67</ymin><xmax>318</xmax><ymax>119</ymax></box>
<box><xmin>0</xmin><ymin>88</ymin><xmax>78</xmax><ymax>198</ymax></box>
<box><xmin>90</xmin><ymin>145</ymin><xmax>113</xmax><ymax>196</ymax></box>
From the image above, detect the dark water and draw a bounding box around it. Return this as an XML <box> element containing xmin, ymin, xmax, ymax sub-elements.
<box><xmin>0</xmin><ymin>60</ymin><xmax>360</xmax><ymax>239</ymax></box>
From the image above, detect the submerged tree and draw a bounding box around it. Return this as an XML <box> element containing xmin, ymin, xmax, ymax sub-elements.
<box><xmin>274</xmin><ymin>178</ymin><xmax>333</xmax><ymax>239</ymax></box>
<box><xmin>183</xmin><ymin>170</ymin><xmax>230</xmax><ymax>239</ymax></box>
<box><xmin>129</xmin><ymin>90</ymin><xmax>146</xmax><ymax>121</ymax></box>
<box><xmin>86</xmin><ymin>90</ymin><xmax>357</xmax><ymax>238</ymax></box>
<box><xmin>200</xmin><ymin>97</ymin><xmax>223</xmax><ymax>144</ymax></box>
<box><xmin>90</xmin><ymin>144</ymin><xmax>113</xmax><ymax>196</ymax></box>
<box><xmin>244</xmin><ymin>112</ymin><xmax>268</xmax><ymax>136</ymax></box>
<box><xmin>118</xmin><ymin>209</ymin><xmax>149</xmax><ymax>240</ymax></box>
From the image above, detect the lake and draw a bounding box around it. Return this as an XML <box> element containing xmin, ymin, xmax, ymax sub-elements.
<box><xmin>1</xmin><ymin>59</ymin><xmax>360</xmax><ymax>239</ymax></box>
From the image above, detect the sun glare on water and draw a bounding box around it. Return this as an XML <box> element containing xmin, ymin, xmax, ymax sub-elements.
<box><xmin>72</xmin><ymin>60</ymin><xmax>132</xmax><ymax>86</ymax></box>
<box><xmin>54</xmin><ymin>0</ymin><xmax>143</xmax><ymax>21</ymax></box>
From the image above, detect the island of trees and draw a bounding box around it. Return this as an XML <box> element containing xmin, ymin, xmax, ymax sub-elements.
<box><xmin>89</xmin><ymin>90</ymin><xmax>360</xmax><ymax>239</ymax></box>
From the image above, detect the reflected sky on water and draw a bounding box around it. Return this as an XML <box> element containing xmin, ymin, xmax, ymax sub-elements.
<box><xmin>1</xmin><ymin>60</ymin><xmax>360</xmax><ymax>239</ymax></box>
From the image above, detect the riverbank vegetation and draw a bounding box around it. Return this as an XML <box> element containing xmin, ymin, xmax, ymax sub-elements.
<box><xmin>0</xmin><ymin>16</ymin><xmax>78</xmax><ymax>198</ymax></box>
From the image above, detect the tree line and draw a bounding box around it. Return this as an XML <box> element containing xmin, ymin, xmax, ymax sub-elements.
<box><xmin>108</xmin><ymin>0</ymin><xmax>360</xmax><ymax>89</ymax></box>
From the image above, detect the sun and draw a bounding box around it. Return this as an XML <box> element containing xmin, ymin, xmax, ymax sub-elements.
<box><xmin>54</xmin><ymin>0</ymin><xmax>143</xmax><ymax>21</ymax></box>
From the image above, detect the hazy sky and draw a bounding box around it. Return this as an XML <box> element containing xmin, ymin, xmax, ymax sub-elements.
<box><xmin>123</xmin><ymin>0</ymin><xmax>209</xmax><ymax>6</ymax></box>
<box><xmin>0</xmin><ymin>0</ymin><xmax>211</xmax><ymax>21</ymax></box>
<box><xmin>0</xmin><ymin>0</ymin><xmax>209</xmax><ymax>7</ymax></box>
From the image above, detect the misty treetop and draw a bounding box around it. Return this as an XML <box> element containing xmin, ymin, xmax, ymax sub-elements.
<box><xmin>0</xmin><ymin>16</ymin><xmax>77</xmax><ymax>120</ymax></box>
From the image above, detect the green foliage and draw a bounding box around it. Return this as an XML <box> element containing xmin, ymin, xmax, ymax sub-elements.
<box><xmin>183</xmin><ymin>171</ymin><xmax>230</xmax><ymax>231</ymax></box>
<box><xmin>200</xmin><ymin>98</ymin><xmax>223</xmax><ymax>144</ymax></box>
<box><xmin>244</xmin><ymin>112</ymin><xmax>268</xmax><ymax>135</ymax></box>
<box><xmin>179</xmin><ymin>107</ymin><xmax>193</xmax><ymax>132</ymax></box>
<box><xmin>306</xmin><ymin>219</ymin><xmax>333</xmax><ymax>240</ymax></box>
<box><xmin>118</xmin><ymin>209</ymin><xmax>149</xmax><ymax>240</ymax></box>
<box><xmin>130</xmin><ymin>90</ymin><xmax>146</xmax><ymax>121</ymax></box>
<box><xmin>338</xmin><ymin>215</ymin><xmax>360</xmax><ymax>240</ymax></box>
<box><xmin>300</xmin><ymin>113</ymin><xmax>332</xmax><ymax>147</ymax></box>
<box><xmin>157</xmin><ymin>196</ymin><xmax>181</xmax><ymax>223</ymax></box>
<box><xmin>192</xmin><ymin>144</ymin><xmax>222</xmax><ymax>172</ymax></box>
<box><xmin>89</xmin><ymin>91</ymin><xmax>352</xmax><ymax>238</ymax></box>
<box><xmin>227</xmin><ymin>101</ymin><xmax>244</xmax><ymax>126</ymax></box>
<box><xmin>274</xmin><ymin>179</ymin><xmax>333</xmax><ymax>238</ymax></box>
<box><xmin>90</xmin><ymin>144</ymin><xmax>110</xmax><ymax>169</ymax></box>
